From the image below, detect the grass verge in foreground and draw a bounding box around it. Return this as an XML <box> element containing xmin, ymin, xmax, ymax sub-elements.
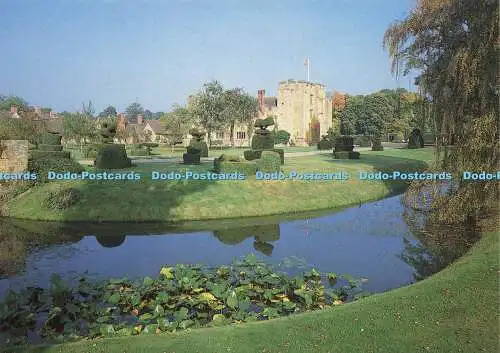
<box><xmin>3</xmin><ymin>148</ymin><xmax>434</xmax><ymax>222</ymax></box>
<box><xmin>10</xmin><ymin>229</ymin><xmax>498</xmax><ymax>353</ymax></box>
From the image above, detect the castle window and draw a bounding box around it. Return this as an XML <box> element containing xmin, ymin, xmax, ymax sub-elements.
<box><xmin>236</xmin><ymin>131</ymin><xmax>246</xmax><ymax>139</ymax></box>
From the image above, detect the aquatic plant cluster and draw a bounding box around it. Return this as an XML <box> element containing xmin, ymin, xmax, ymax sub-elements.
<box><xmin>0</xmin><ymin>255</ymin><xmax>364</xmax><ymax>346</ymax></box>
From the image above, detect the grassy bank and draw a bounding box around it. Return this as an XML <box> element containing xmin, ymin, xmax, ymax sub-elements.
<box><xmin>12</xmin><ymin>228</ymin><xmax>498</xmax><ymax>353</ymax></box>
<box><xmin>3</xmin><ymin>148</ymin><xmax>434</xmax><ymax>222</ymax></box>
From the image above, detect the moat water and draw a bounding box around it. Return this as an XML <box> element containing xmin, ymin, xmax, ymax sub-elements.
<box><xmin>0</xmin><ymin>195</ymin><xmax>479</xmax><ymax>300</ymax></box>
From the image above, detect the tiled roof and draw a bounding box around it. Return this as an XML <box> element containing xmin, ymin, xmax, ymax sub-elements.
<box><xmin>145</xmin><ymin>120</ymin><xmax>166</xmax><ymax>134</ymax></box>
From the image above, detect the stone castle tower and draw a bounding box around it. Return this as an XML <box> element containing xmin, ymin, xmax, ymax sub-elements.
<box><xmin>274</xmin><ymin>80</ymin><xmax>332</xmax><ymax>145</ymax></box>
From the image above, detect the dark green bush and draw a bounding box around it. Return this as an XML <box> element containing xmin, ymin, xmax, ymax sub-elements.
<box><xmin>371</xmin><ymin>137</ymin><xmax>384</xmax><ymax>151</ymax></box>
<box><xmin>82</xmin><ymin>144</ymin><xmax>99</xmax><ymax>158</ymax></box>
<box><xmin>356</xmin><ymin>135</ymin><xmax>371</xmax><ymax>147</ymax></box>
<box><xmin>189</xmin><ymin>140</ymin><xmax>208</xmax><ymax>157</ymax></box>
<box><xmin>257</xmin><ymin>151</ymin><xmax>281</xmax><ymax>173</ymax></box>
<box><xmin>43</xmin><ymin>187</ymin><xmax>82</xmax><ymax>210</ymax></box>
<box><xmin>29</xmin><ymin>150</ymin><xmax>71</xmax><ymax>159</ymax></box>
<box><xmin>273</xmin><ymin>130</ymin><xmax>290</xmax><ymax>145</ymax></box>
<box><xmin>217</xmin><ymin>161</ymin><xmax>257</xmax><ymax>175</ymax></box>
<box><xmin>29</xmin><ymin>156</ymin><xmax>85</xmax><ymax>183</ymax></box>
<box><xmin>333</xmin><ymin>151</ymin><xmax>360</xmax><ymax>159</ymax></box>
<box><xmin>334</xmin><ymin>136</ymin><xmax>355</xmax><ymax>152</ymax></box>
<box><xmin>183</xmin><ymin>152</ymin><xmax>200</xmax><ymax>165</ymax></box>
<box><xmin>39</xmin><ymin>132</ymin><xmax>62</xmax><ymax>145</ymax></box>
<box><xmin>317</xmin><ymin>139</ymin><xmax>333</xmax><ymax>150</ymax></box>
<box><xmin>244</xmin><ymin>149</ymin><xmax>284</xmax><ymax>165</ymax></box>
<box><xmin>37</xmin><ymin>144</ymin><xmax>63</xmax><ymax>152</ymax></box>
<box><xmin>186</xmin><ymin>145</ymin><xmax>202</xmax><ymax>154</ymax></box>
<box><xmin>94</xmin><ymin>144</ymin><xmax>132</xmax><ymax>169</ymax></box>
<box><xmin>142</xmin><ymin>142</ymin><xmax>159</xmax><ymax>148</ymax></box>
<box><xmin>251</xmin><ymin>133</ymin><xmax>274</xmax><ymax>150</ymax></box>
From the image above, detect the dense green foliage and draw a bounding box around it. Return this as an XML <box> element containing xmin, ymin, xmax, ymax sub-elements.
<box><xmin>257</xmin><ymin>151</ymin><xmax>281</xmax><ymax>173</ymax></box>
<box><xmin>317</xmin><ymin>137</ymin><xmax>333</xmax><ymax>150</ymax></box>
<box><xmin>0</xmin><ymin>255</ymin><xmax>362</xmax><ymax>346</ymax></box>
<box><xmin>29</xmin><ymin>156</ymin><xmax>84</xmax><ymax>183</ymax></box>
<box><xmin>272</xmin><ymin>129</ymin><xmax>291</xmax><ymax>145</ymax></box>
<box><xmin>384</xmin><ymin>0</ymin><xmax>499</xmax><ymax>224</ymax></box>
<box><xmin>42</xmin><ymin>187</ymin><xmax>82</xmax><ymax>210</ymax></box>
<box><xmin>94</xmin><ymin>144</ymin><xmax>132</xmax><ymax>169</ymax></box>
<box><xmin>333</xmin><ymin>151</ymin><xmax>360</xmax><ymax>160</ymax></box>
<box><xmin>243</xmin><ymin>149</ymin><xmax>284</xmax><ymax>165</ymax></box>
<box><xmin>82</xmin><ymin>144</ymin><xmax>99</xmax><ymax>159</ymax></box>
<box><xmin>355</xmin><ymin>135</ymin><xmax>371</xmax><ymax>147</ymax></box>
<box><xmin>250</xmin><ymin>133</ymin><xmax>273</xmax><ymax>150</ymax></box>
<box><xmin>0</xmin><ymin>117</ymin><xmax>42</xmax><ymax>143</ymax></box>
<box><xmin>371</xmin><ymin>137</ymin><xmax>384</xmax><ymax>151</ymax></box>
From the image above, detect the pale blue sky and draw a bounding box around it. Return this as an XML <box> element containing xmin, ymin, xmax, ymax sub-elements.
<box><xmin>0</xmin><ymin>0</ymin><xmax>416</xmax><ymax>113</ymax></box>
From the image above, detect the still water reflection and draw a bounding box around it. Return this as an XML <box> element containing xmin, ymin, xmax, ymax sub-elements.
<box><xmin>0</xmin><ymin>195</ymin><xmax>479</xmax><ymax>299</ymax></box>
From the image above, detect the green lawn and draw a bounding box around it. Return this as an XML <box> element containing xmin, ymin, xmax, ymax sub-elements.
<box><xmin>4</xmin><ymin>148</ymin><xmax>434</xmax><ymax>222</ymax></box>
<box><xmin>12</xmin><ymin>228</ymin><xmax>498</xmax><ymax>353</ymax></box>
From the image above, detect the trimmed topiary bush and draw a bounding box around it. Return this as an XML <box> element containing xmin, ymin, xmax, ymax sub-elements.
<box><xmin>317</xmin><ymin>136</ymin><xmax>333</xmax><ymax>150</ymax></box>
<box><xmin>37</xmin><ymin>145</ymin><xmax>63</xmax><ymax>152</ymax></box>
<box><xmin>39</xmin><ymin>132</ymin><xmax>62</xmax><ymax>145</ymax></box>
<box><xmin>94</xmin><ymin>144</ymin><xmax>132</xmax><ymax>169</ymax></box>
<box><xmin>183</xmin><ymin>152</ymin><xmax>201</xmax><ymax>165</ymax></box>
<box><xmin>408</xmin><ymin>128</ymin><xmax>424</xmax><ymax>149</ymax></box>
<box><xmin>333</xmin><ymin>151</ymin><xmax>360</xmax><ymax>159</ymax></box>
<box><xmin>371</xmin><ymin>136</ymin><xmax>384</xmax><ymax>151</ymax></box>
<box><xmin>213</xmin><ymin>154</ymin><xmax>257</xmax><ymax>175</ymax></box>
<box><xmin>29</xmin><ymin>150</ymin><xmax>71</xmax><ymax>159</ymax></box>
<box><xmin>29</xmin><ymin>156</ymin><xmax>85</xmax><ymax>183</ymax></box>
<box><xmin>257</xmin><ymin>151</ymin><xmax>281</xmax><ymax>173</ymax></box>
<box><xmin>244</xmin><ymin>149</ymin><xmax>284</xmax><ymax>164</ymax></box>
<box><xmin>334</xmin><ymin>136</ymin><xmax>355</xmax><ymax>152</ymax></box>
<box><xmin>188</xmin><ymin>129</ymin><xmax>208</xmax><ymax>157</ymax></box>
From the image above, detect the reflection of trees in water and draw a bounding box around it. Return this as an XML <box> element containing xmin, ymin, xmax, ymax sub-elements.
<box><xmin>401</xmin><ymin>205</ymin><xmax>480</xmax><ymax>281</ymax></box>
<box><xmin>0</xmin><ymin>220</ymin><xmax>84</xmax><ymax>277</ymax></box>
<box><xmin>95</xmin><ymin>235</ymin><xmax>126</xmax><ymax>248</ymax></box>
<box><xmin>213</xmin><ymin>224</ymin><xmax>280</xmax><ymax>256</ymax></box>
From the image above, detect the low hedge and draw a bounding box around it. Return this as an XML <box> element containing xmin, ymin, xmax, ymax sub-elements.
<box><xmin>129</xmin><ymin>148</ymin><xmax>150</xmax><ymax>156</ymax></box>
<box><xmin>37</xmin><ymin>144</ymin><xmax>63</xmax><ymax>152</ymax></box>
<box><xmin>29</xmin><ymin>150</ymin><xmax>71</xmax><ymax>159</ymax></box>
<box><xmin>28</xmin><ymin>156</ymin><xmax>85</xmax><ymax>183</ymax></box>
<box><xmin>317</xmin><ymin>139</ymin><xmax>333</xmax><ymax>150</ymax></box>
<box><xmin>257</xmin><ymin>151</ymin><xmax>281</xmax><ymax>173</ymax></box>
<box><xmin>82</xmin><ymin>145</ymin><xmax>99</xmax><ymax>159</ymax></box>
<box><xmin>333</xmin><ymin>151</ymin><xmax>360</xmax><ymax>159</ymax></box>
<box><xmin>39</xmin><ymin>132</ymin><xmax>62</xmax><ymax>145</ymax></box>
<box><xmin>183</xmin><ymin>152</ymin><xmax>201</xmax><ymax>165</ymax></box>
<box><xmin>244</xmin><ymin>149</ymin><xmax>284</xmax><ymax>165</ymax></box>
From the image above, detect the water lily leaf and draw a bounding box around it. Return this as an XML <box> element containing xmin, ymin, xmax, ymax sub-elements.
<box><xmin>174</xmin><ymin>307</ymin><xmax>189</xmax><ymax>322</ymax></box>
<box><xmin>199</xmin><ymin>292</ymin><xmax>217</xmax><ymax>303</ymax></box>
<box><xmin>160</xmin><ymin>267</ymin><xmax>174</xmax><ymax>279</ymax></box>
<box><xmin>143</xmin><ymin>277</ymin><xmax>154</xmax><ymax>286</ymax></box>
<box><xmin>179</xmin><ymin>320</ymin><xmax>194</xmax><ymax>330</ymax></box>
<box><xmin>99</xmin><ymin>324</ymin><xmax>115</xmax><ymax>336</ymax></box>
<box><xmin>108</xmin><ymin>293</ymin><xmax>120</xmax><ymax>305</ymax></box>
<box><xmin>139</xmin><ymin>313</ymin><xmax>153</xmax><ymax>322</ymax></box>
<box><xmin>116</xmin><ymin>327</ymin><xmax>132</xmax><ymax>336</ymax></box>
<box><xmin>143</xmin><ymin>324</ymin><xmax>159</xmax><ymax>334</ymax></box>
<box><xmin>153</xmin><ymin>304</ymin><xmax>165</xmax><ymax>317</ymax></box>
<box><xmin>156</xmin><ymin>292</ymin><xmax>169</xmax><ymax>304</ymax></box>
<box><xmin>226</xmin><ymin>291</ymin><xmax>238</xmax><ymax>309</ymax></box>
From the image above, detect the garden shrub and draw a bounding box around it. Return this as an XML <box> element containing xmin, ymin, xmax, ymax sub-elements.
<box><xmin>273</xmin><ymin>130</ymin><xmax>290</xmax><ymax>145</ymax></box>
<box><xmin>94</xmin><ymin>144</ymin><xmax>132</xmax><ymax>169</ymax></box>
<box><xmin>183</xmin><ymin>152</ymin><xmax>200</xmax><ymax>165</ymax></box>
<box><xmin>408</xmin><ymin>128</ymin><xmax>424</xmax><ymax>149</ymax></box>
<box><xmin>29</xmin><ymin>156</ymin><xmax>85</xmax><ymax>183</ymax></box>
<box><xmin>395</xmin><ymin>131</ymin><xmax>405</xmax><ymax>143</ymax></box>
<box><xmin>42</xmin><ymin>187</ymin><xmax>82</xmax><ymax>210</ymax></box>
<box><xmin>37</xmin><ymin>145</ymin><xmax>63</xmax><ymax>152</ymax></box>
<box><xmin>334</xmin><ymin>136</ymin><xmax>355</xmax><ymax>152</ymax></box>
<box><xmin>244</xmin><ymin>149</ymin><xmax>284</xmax><ymax>164</ymax></box>
<box><xmin>29</xmin><ymin>150</ymin><xmax>71</xmax><ymax>159</ymax></box>
<box><xmin>333</xmin><ymin>151</ymin><xmax>360</xmax><ymax>159</ymax></box>
<box><xmin>257</xmin><ymin>151</ymin><xmax>281</xmax><ymax>173</ymax></box>
<box><xmin>82</xmin><ymin>144</ymin><xmax>99</xmax><ymax>158</ymax></box>
<box><xmin>356</xmin><ymin>135</ymin><xmax>371</xmax><ymax>147</ymax></box>
<box><xmin>142</xmin><ymin>142</ymin><xmax>159</xmax><ymax>148</ymax></box>
<box><xmin>251</xmin><ymin>133</ymin><xmax>274</xmax><ymax>150</ymax></box>
<box><xmin>213</xmin><ymin>154</ymin><xmax>257</xmax><ymax>174</ymax></box>
<box><xmin>39</xmin><ymin>132</ymin><xmax>62</xmax><ymax>145</ymax></box>
<box><xmin>371</xmin><ymin>137</ymin><xmax>384</xmax><ymax>151</ymax></box>
<box><xmin>317</xmin><ymin>137</ymin><xmax>333</xmax><ymax>150</ymax></box>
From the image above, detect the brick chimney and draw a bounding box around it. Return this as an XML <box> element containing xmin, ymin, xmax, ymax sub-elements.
<box><xmin>137</xmin><ymin>115</ymin><xmax>144</xmax><ymax>124</ymax></box>
<box><xmin>257</xmin><ymin>89</ymin><xmax>265</xmax><ymax>113</ymax></box>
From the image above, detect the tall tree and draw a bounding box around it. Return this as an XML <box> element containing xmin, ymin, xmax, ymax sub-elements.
<box><xmin>62</xmin><ymin>113</ymin><xmax>98</xmax><ymax>151</ymax></box>
<box><xmin>99</xmin><ymin>105</ymin><xmax>117</xmax><ymax>118</ymax></box>
<box><xmin>0</xmin><ymin>95</ymin><xmax>28</xmax><ymax>111</ymax></box>
<box><xmin>189</xmin><ymin>80</ymin><xmax>226</xmax><ymax>147</ymax></box>
<box><xmin>81</xmin><ymin>100</ymin><xmax>96</xmax><ymax>118</ymax></box>
<box><xmin>125</xmin><ymin>102</ymin><xmax>144</xmax><ymax>122</ymax></box>
<box><xmin>222</xmin><ymin>88</ymin><xmax>259</xmax><ymax>146</ymax></box>
<box><xmin>160</xmin><ymin>104</ymin><xmax>193</xmax><ymax>150</ymax></box>
<box><xmin>384</xmin><ymin>0</ymin><xmax>499</xmax><ymax>223</ymax></box>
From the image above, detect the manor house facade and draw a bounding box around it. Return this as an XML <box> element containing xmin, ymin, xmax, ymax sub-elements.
<box><xmin>208</xmin><ymin>79</ymin><xmax>334</xmax><ymax>146</ymax></box>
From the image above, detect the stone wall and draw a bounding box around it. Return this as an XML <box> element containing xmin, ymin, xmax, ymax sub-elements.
<box><xmin>0</xmin><ymin>140</ymin><xmax>29</xmax><ymax>172</ymax></box>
